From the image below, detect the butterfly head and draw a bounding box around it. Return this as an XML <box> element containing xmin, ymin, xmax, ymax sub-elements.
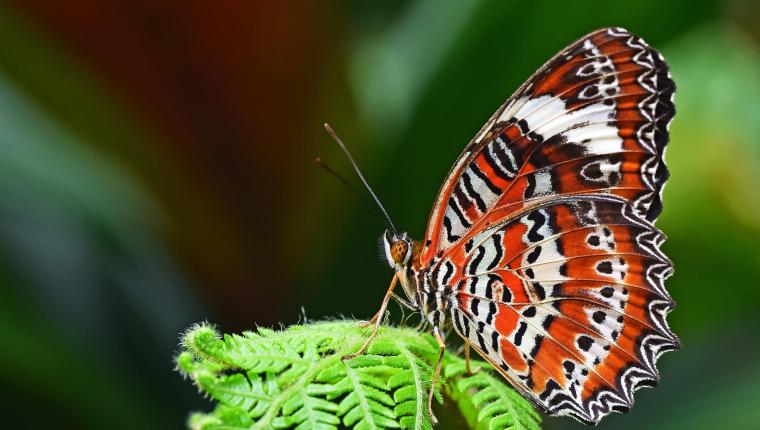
<box><xmin>382</xmin><ymin>230</ymin><xmax>413</xmax><ymax>270</ymax></box>
<box><xmin>382</xmin><ymin>229</ymin><xmax>423</xmax><ymax>309</ymax></box>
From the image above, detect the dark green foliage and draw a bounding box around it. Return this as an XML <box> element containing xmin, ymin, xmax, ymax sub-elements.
<box><xmin>177</xmin><ymin>321</ymin><xmax>541</xmax><ymax>429</ymax></box>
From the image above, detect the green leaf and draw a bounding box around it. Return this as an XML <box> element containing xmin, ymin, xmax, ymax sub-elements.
<box><xmin>445</xmin><ymin>359</ymin><xmax>541</xmax><ymax>430</ymax></box>
<box><xmin>177</xmin><ymin>320</ymin><xmax>541</xmax><ymax>429</ymax></box>
<box><xmin>189</xmin><ymin>404</ymin><xmax>253</xmax><ymax>430</ymax></box>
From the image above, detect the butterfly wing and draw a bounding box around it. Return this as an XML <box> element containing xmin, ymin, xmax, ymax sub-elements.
<box><xmin>422</xmin><ymin>28</ymin><xmax>678</xmax><ymax>423</ymax></box>
<box><xmin>446</xmin><ymin>195</ymin><xmax>677</xmax><ymax>423</ymax></box>
<box><xmin>420</xmin><ymin>27</ymin><xmax>674</xmax><ymax>266</ymax></box>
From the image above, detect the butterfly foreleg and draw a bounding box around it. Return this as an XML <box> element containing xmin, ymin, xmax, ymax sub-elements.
<box><xmin>414</xmin><ymin>316</ymin><xmax>429</xmax><ymax>332</ymax></box>
<box><xmin>391</xmin><ymin>292</ymin><xmax>416</xmax><ymax>311</ymax></box>
<box><xmin>344</xmin><ymin>273</ymin><xmax>399</xmax><ymax>360</ymax></box>
<box><xmin>427</xmin><ymin>326</ymin><xmax>446</xmax><ymax>426</ymax></box>
<box><xmin>463</xmin><ymin>341</ymin><xmax>482</xmax><ymax>375</ymax></box>
<box><xmin>357</xmin><ymin>315</ymin><xmax>377</xmax><ymax>328</ymax></box>
<box><xmin>464</xmin><ymin>341</ymin><xmax>471</xmax><ymax>374</ymax></box>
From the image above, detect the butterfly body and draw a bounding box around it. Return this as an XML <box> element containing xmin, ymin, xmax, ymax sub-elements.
<box><xmin>374</xmin><ymin>27</ymin><xmax>678</xmax><ymax>425</ymax></box>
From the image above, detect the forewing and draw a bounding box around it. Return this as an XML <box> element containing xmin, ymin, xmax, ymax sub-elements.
<box><xmin>421</xmin><ymin>27</ymin><xmax>675</xmax><ymax>267</ymax></box>
<box><xmin>445</xmin><ymin>195</ymin><xmax>678</xmax><ymax>424</ymax></box>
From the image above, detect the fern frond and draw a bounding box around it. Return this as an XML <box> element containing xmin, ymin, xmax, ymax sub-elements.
<box><xmin>328</xmin><ymin>356</ymin><xmax>399</xmax><ymax>429</ymax></box>
<box><xmin>445</xmin><ymin>359</ymin><xmax>542</xmax><ymax>430</ymax></box>
<box><xmin>177</xmin><ymin>320</ymin><xmax>541</xmax><ymax>429</ymax></box>
<box><xmin>189</xmin><ymin>404</ymin><xmax>252</xmax><ymax>430</ymax></box>
<box><xmin>282</xmin><ymin>385</ymin><xmax>339</xmax><ymax>430</ymax></box>
<box><xmin>372</xmin><ymin>334</ymin><xmax>438</xmax><ymax>430</ymax></box>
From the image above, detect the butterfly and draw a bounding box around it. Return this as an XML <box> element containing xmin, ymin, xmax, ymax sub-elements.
<box><xmin>335</xmin><ymin>26</ymin><xmax>679</xmax><ymax>425</ymax></box>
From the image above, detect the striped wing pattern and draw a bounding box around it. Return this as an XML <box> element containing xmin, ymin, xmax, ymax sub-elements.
<box><xmin>446</xmin><ymin>196</ymin><xmax>677</xmax><ymax>423</ymax></box>
<box><xmin>421</xmin><ymin>27</ymin><xmax>673</xmax><ymax>264</ymax></box>
<box><xmin>421</xmin><ymin>28</ymin><xmax>678</xmax><ymax>423</ymax></box>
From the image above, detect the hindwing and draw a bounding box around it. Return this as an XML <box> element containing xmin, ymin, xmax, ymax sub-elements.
<box><xmin>444</xmin><ymin>195</ymin><xmax>678</xmax><ymax>423</ymax></box>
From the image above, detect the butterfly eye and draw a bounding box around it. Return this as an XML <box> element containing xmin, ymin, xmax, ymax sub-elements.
<box><xmin>390</xmin><ymin>240</ymin><xmax>410</xmax><ymax>265</ymax></box>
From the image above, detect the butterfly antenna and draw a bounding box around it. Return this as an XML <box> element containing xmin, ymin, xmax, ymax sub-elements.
<box><xmin>323</xmin><ymin>123</ymin><xmax>398</xmax><ymax>236</ymax></box>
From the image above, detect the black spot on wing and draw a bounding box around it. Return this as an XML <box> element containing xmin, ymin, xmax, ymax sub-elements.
<box><xmin>514</xmin><ymin>322</ymin><xmax>528</xmax><ymax>346</ymax></box>
<box><xmin>597</xmin><ymin>261</ymin><xmax>613</xmax><ymax>275</ymax></box>
<box><xmin>592</xmin><ymin>311</ymin><xmax>606</xmax><ymax>324</ymax></box>
<box><xmin>524</xmin><ymin>174</ymin><xmax>537</xmax><ymax>199</ymax></box>
<box><xmin>468</xmin><ymin>278</ymin><xmax>477</xmax><ymax>294</ymax></box>
<box><xmin>588</xmin><ymin>235</ymin><xmax>601</xmax><ymax>246</ymax></box>
<box><xmin>533</xmin><ymin>282</ymin><xmax>546</xmax><ymax>300</ymax></box>
<box><xmin>442</xmin><ymin>216</ymin><xmax>460</xmax><ymax>242</ymax></box>
<box><xmin>448</xmin><ymin>198</ymin><xmax>471</xmax><ymax>229</ymax></box>
<box><xmin>530</xmin><ymin>335</ymin><xmax>544</xmax><ymax>357</ymax></box>
<box><xmin>577</xmin><ymin>335</ymin><xmax>593</xmax><ymax>351</ymax></box>
<box><xmin>523</xmin><ymin>306</ymin><xmax>537</xmax><ymax>318</ymax></box>
<box><xmin>486</xmin><ymin>234</ymin><xmax>504</xmax><ymax>271</ymax></box>
<box><xmin>462</xmin><ymin>172</ymin><xmax>486</xmax><ymax>212</ymax></box>
<box><xmin>453</xmin><ymin>183</ymin><xmax>473</xmax><ymax>213</ymax></box>
<box><xmin>526</xmin><ymin>246</ymin><xmax>542</xmax><ymax>264</ymax></box>
<box><xmin>470</xmin><ymin>297</ymin><xmax>481</xmax><ymax>315</ymax></box>
<box><xmin>486</xmin><ymin>301</ymin><xmax>497</xmax><ymax>324</ymax></box>
<box><xmin>483</xmin><ymin>276</ymin><xmax>495</xmax><ymax>299</ymax></box>
<box><xmin>542</xmin><ymin>314</ymin><xmax>555</xmax><ymax>330</ymax></box>
<box><xmin>469</xmin><ymin>246</ymin><xmax>485</xmax><ymax>275</ymax></box>
<box><xmin>476</xmin><ymin>327</ymin><xmax>488</xmax><ymax>352</ymax></box>
<box><xmin>453</xmin><ymin>311</ymin><xmax>465</xmax><ymax>336</ymax></box>
<box><xmin>526</xmin><ymin>211</ymin><xmax>547</xmax><ymax>242</ymax></box>
<box><xmin>559</xmin><ymin>263</ymin><xmax>568</xmax><ymax>277</ymax></box>
<box><xmin>441</xmin><ymin>261</ymin><xmax>455</xmax><ymax>285</ymax></box>
<box><xmin>517</xmin><ymin>119</ymin><xmax>530</xmax><ymax>134</ymax></box>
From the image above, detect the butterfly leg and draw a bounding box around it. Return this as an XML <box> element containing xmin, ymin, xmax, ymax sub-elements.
<box><xmin>391</xmin><ymin>292</ymin><xmax>416</xmax><ymax>311</ymax></box>
<box><xmin>464</xmin><ymin>341</ymin><xmax>482</xmax><ymax>375</ymax></box>
<box><xmin>359</xmin><ymin>289</ymin><xmax>415</xmax><ymax>328</ymax></box>
<box><xmin>356</xmin><ymin>274</ymin><xmax>402</xmax><ymax>329</ymax></box>
<box><xmin>357</xmin><ymin>311</ymin><xmax>380</xmax><ymax>328</ymax></box>
<box><xmin>357</xmin><ymin>315</ymin><xmax>377</xmax><ymax>328</ymax></box>
<box><xmin>415</xmin><ymin>317</ymin><xmax>430</xmax><ymax>332</ymax></box>
<box><xmin>428</xmin><ymin>326</ymin><xmax>446</xmax><ymax>426</ymax></box>
<box><xmin>465</xmin><ymin>342</ymin><xmax>473</xmax><ymax>374</ymax></box>
<box><xmin>344</xmin><ymin>274</ymin><xmax>398</xmax><ymax>360</ymax></box>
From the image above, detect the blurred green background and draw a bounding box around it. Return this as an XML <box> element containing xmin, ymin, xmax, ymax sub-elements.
<box><xmin>0</xmin><ymin>0</ymin><xmax>758</xmax><ymax>429</ymax></box>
